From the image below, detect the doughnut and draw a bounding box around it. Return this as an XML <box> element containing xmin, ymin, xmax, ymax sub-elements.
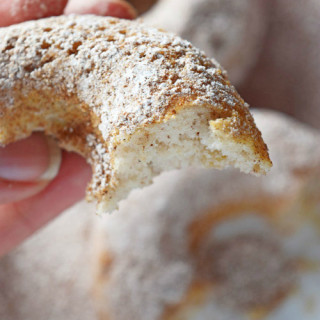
<box><xmin>0</xmin><ymin>201</ymin><xmax>97</xmax><ymax>320</ymax></box>
<box><xmin>239</xmin><ymin>0</ymin><xmax>320</xmax><ymax>129</ymax></box>
<box><xmin>92</xmin><ymin>110</ymin><xmax>320</xmax><ymax>320</ymax></box>
<box><xmin>142</xmin><ymin>0</ymin><xmax>269</xmax><ymax>85</ymax></box>
<box><xmin>0</xmin><ymin>110</ymin><xmax>319</xmax><ymax>319</ymax></box>
<box><xmin>0</xmin><ymin>15</ymin><xmax>271</xmax><ymax>213</ymax></box>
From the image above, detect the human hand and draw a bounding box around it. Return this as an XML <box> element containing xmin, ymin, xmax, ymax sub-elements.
<box><xmin>0</xmin><ymin>0</ymin><xmax>136</xmax><ymax>257</ymax></box>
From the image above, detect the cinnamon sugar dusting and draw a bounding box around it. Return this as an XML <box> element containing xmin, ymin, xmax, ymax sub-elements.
<box><xmin>0</xmin><ymin>15</ymin><xmax>270</xmax><ymax>206</ymax></box>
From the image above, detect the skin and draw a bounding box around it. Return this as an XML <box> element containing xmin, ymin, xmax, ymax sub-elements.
<box><xmin>0</xmin><ymin>0</ymin><xmax>137</xmax><ymax>257</ymax></box>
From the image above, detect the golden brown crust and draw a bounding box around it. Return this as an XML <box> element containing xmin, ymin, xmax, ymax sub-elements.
<box><xmin>0</xmin><ymin>15</ymin><xmax>271</xmax><ymax>209</ymax></box>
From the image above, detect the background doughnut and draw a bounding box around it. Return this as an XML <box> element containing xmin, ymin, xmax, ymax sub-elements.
<box><xmin>239</xmin><ymin>0</ymin><xmax>320</xmax><ymax>129</ymax></box>
<box><xmin>0</xmin><ymin>201</ymin><xmax>97</xmax><ymax>320</ymax></box>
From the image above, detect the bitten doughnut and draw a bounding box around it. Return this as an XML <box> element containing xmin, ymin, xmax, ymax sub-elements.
<box><xmin>142</xmin><ymin>0</ymin><xmax>269</xmax><ymax>85</ymax></box>
<box><xmin>0</xmin><ymin>15</ymin><xmax>271</xmax><ymax>213</ymax></box>
<box><xmin>239</xmin><ymin>0</ymin><xmax>320</xmax><ymax>129</ymax></box>
<box><xmin>92</xmin><ymin>110</ymin><xmax>320</xmax><ymax>320</ymax></box>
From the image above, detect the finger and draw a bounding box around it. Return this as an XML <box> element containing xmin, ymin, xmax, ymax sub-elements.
<box><xmin>64</xmin><ymin>0</ymin><xmax>137</xmax><ymax>19</ymax></box>
<box><xmin>0</xmin><ymin>0</ymin><xmax>68</xmax><ymax>27</ymax></box>
<box><xmin>0</xmin><ymin>133</ymin><xmax>53</xmax><ymax>181</ymax></box>
<box><xmin>0</xmin><ymin>134</ymin><xmax>61</xmax><ymax>204</ymax></box>
<box><xmin>0</xmin><ymin>151</ymin><xmax>92</xmax><ymax>257</ymax></box>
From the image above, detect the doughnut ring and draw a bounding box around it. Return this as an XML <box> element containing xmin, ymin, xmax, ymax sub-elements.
<box><xmin>0</xmin><ymin>15</ymin><xmax>271</xmax><ymax>212</ymax></box>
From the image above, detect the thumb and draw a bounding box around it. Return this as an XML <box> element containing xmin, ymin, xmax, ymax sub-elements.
<box><xmin>0</xmin><ymin>134</ymin><xmax>61</xmax><ymax>204</ymax></box>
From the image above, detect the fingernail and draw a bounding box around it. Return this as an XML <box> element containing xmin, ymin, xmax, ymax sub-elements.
<box><xmin>64</xmin><ymin>0</ymin><xmax>137</xmax><ymax>19</ymax></box>
<box><xmin>103</xmin><ymin>0</ymin><xmax>138</xmax><ymax>19</ymax></box>
<box><xmin>37</xmin><ymin>137</ymin><xmax>62</xmax><ymax>182</ymax></box>
<box><xmin>0</xmin><ymin>134</ymin><xmax>61</xmax><ymax>182</ymax></box>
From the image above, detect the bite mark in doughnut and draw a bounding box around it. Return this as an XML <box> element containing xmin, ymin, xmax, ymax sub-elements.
<box><xmin>0</xmin><ymin>15</ymin><xmax>271</xmax><ymax>213</ymax></box>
